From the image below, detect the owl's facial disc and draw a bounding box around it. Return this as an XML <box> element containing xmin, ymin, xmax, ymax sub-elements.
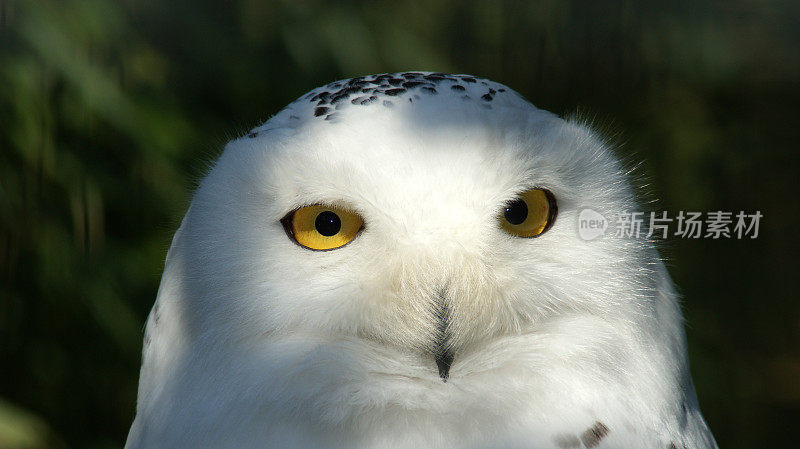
<box><xmin>277</xmin><ymin>189</ymin><xmax>560</xmax><ymax>381</ymax></box>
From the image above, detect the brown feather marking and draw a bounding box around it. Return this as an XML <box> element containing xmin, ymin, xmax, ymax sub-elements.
<box><xmin>580</xmin><ymin>421</ymin><xmax>609</xmax><ymax>448</ymax></box>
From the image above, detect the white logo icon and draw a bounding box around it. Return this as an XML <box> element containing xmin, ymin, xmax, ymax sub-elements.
<box><xmin>578</xmin><ymin>208</ymin><xmax>608</xmax><ymax>241</ymax></box>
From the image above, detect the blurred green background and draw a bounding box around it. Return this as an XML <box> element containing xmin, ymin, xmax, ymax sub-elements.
<box><xmin>1</xmin><ymin>0</ymin><xmax>798</xmax><ymax>447</ymax></box>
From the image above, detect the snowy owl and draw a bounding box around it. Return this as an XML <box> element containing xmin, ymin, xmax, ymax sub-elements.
<box><xmin>124</xmin><ymin>72</ymin><xmax>717</xmax><ymax>449</ymax></box>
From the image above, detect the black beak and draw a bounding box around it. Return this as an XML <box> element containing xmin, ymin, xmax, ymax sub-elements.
<box><xmin>434</xmin><ymin>288</ymin><xmax>453</xmax><ymax>382</ymax></box>
<box><xmin>435</xmin><ymin>348</ymin><xmax>454</xmax><ymax>381</ymax></box>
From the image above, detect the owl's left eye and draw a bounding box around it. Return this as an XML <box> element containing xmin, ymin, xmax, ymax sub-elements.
<box><xmin>499</xmin><ymin>188</ymin><xmax>557</xmax><ymax>238</ymax></box>
<box><xmin>281</xmin><ymin>204</ymin><xmax>363</xmax><ymax>250</ymax></box>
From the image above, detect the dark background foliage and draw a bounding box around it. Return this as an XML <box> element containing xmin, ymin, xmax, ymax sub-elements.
<box><xmin>1</xmin><ymin>1</ymin><xmax>798</xmax><ymax>448</ymax></box>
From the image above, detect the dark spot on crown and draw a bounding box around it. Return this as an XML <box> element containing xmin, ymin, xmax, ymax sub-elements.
<box><xmin>481</xmin><ymin>93</ymin><xmax>493</xmax><ymax>101</ymax></box>
<box><xmin>384</xmin><ymin>88</ymin><xmax>406</xmax><ymax>96</ymax></box>
<box><xmin>429</xmin><ymin>72</ymin><xmax>455</xmax><ymax>80</ymax></box>
<box><xmin>451</xmin><ymin>85</ymin><xmax>465</xmax><ymax>91</ymax></box>
<box><xmin>330</xmin><ymin>93</ymin><xmax>349</xmax><ymax>104</ymax></box>
<box><xmin>421</xmin><ymin>86</ymin><xmax>437</xmax><ymax>95</ymax></box>
<box><xmin>402</xmin><ymin>81</ymin><xmax>430</xmax><ymax>89</ymax></box>
<box><xmin>324</xmin><ymin>113</ymin><xmax>339</xmax><ymax>121</ymax></box>
<box><xmin>498</xmin><ymin>88</ymin><xmax>506</xmax><ymax>92</ymax></box>
<box><xmin>668</xmin><ymin>443</ymin><xmax>678</xmax><ymax>449</ymax></box>
<box><xmin>247</xmin><ymin>131</ymin><xmax>258</xmax><ymax>138</ymax></box>
<box><xmin>314</xmin><ymin>107</ymin><xmax>329</xmax><ymax>117</ymax></box>
<box><xmin>311</xmin><ymin>91</ymin><xmax>330</xmax><ymax>101</ymax></box>
<box><xmin>342</xmin><ymin>86</ymin><xmax>362</xmax><ymax>95</ymax></box>
<box><xmin>580</xmin><ymin>422</ymin><xmax>609</xmax><ymax>448</ymax></box>
<box><xmin>388</xmin><ymin>78</ymin><xmax>404</xmax><ymax>86</ymax></box>
<box><xmin>289</xmin><ymin>114</ymin><xmax>300</xmax><ymax>120</ymax></box>
<box><xmin>460</xmin><ymin>76</ymin><xmax>477</xmax><ymax>83</ymax></box>
<box><xmin>354</xmin><ymin>95</ymin><xmax>377</xmax><ymax>105</ymax></box>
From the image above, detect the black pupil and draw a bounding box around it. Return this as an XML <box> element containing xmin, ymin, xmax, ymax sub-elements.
<box><xmin>315</xmin><ymin>211</ymin><xmax>342</xmax><ymax>236</ymax></box>
<box><xmin>504</xmin><ymin>199</ymin><xmax>528</xmax><ymax>225</ymax></box>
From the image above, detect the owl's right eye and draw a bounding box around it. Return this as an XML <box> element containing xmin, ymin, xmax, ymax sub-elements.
<box><xmin>281</xmin><ymin>204</ymin><xmax>363</xmax><ymax>250</ymax></box>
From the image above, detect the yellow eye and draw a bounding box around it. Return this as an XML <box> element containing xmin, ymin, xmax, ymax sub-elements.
<box><xmin>282</xmin><ymin>204</ymin><xmax>364</xmax><ymax>250</ymax></box>
<box><xmin>499</xmin><ymin>188</ymin><xmax>557</xmax><ymax>238</ymax></box>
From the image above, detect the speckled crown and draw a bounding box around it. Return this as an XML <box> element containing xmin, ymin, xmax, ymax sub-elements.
<box><xmin>247</xmin><ymin>72</ymin><xmax>525</xmax><ymax>138</ymax></box>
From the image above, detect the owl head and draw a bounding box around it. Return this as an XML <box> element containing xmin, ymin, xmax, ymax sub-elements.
<box><xmin>127</xmin><ymin>73</ymin><xmax>708</xmax><ymax>449</ymax></box>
